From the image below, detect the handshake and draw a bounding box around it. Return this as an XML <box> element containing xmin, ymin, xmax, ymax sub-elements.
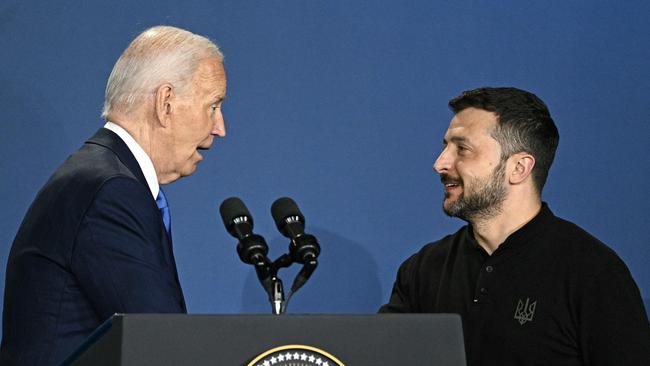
<box><xmin>219</xmin><ymin>197</ymin><xmax>321</xmax><ymax>314</ymax></box>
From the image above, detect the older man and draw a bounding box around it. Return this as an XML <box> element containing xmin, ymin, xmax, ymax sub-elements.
<box><xmin>380</xmin><ymin>87</ymin><xmax>649</xmax><ymax>366</ymax></box>
<box><xmin>1</xmin><ymin>26</ymin><xmax>226</xmax><ymax>365</ymax></box>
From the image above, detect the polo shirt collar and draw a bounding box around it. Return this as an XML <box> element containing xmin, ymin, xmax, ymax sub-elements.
<box><xmin>466</xmin><ymin>203</ymin><xmax>555</xmax><ymax>255</ymax></box>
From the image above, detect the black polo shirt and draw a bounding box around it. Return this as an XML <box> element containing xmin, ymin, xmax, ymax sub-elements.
<box><xmin>380</xmin><ymin>204</ymin><xmax>649</xmax><ymax>366</ymax></box>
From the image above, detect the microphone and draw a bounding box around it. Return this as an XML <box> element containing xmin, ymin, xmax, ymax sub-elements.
<box><xmin>271</xmin><ymin>197</ymin><xmax>320</xmax><ymax>294</ymax></box>
<box><xmin>271</xmin><ymin>197</ymin><xmax>320</xmax><ymax>264</ymax></box>
<box><xmin>220</xmin><ymin>197</ymin><xmax>285</xmax><ymax>314</ymax></box>
<box><xmin>219</xmin><ymin>197</ymin><xmax>269</xmax><ymax>266</ymax></box>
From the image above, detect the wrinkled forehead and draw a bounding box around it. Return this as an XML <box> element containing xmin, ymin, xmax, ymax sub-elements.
<box><xmin>193</xmin><ymin>57</ymin><xmax>225</xmax><ymax>82</ymax></box>
<box><xmin>192</xmin><ymin>57</ymin><xmax>227</xmax><ymax>96</ymax></box>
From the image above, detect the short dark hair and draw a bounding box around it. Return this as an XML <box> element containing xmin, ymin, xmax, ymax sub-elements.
<box><xmin>448</xmin><ymin>87</ymin><xmax>559</xmax><ymax>194</ymax></box>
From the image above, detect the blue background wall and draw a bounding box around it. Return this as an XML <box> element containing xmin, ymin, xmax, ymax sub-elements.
<box><xmin>1</xmin><ymin>0</ymin><xmax>648</xmax><ymax>338</ymax></box>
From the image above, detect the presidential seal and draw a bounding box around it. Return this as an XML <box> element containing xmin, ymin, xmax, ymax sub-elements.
<box><xmin>247</xmin><ymin>345</ymin><xmax>345</xmax><ymax>366</ymax></box>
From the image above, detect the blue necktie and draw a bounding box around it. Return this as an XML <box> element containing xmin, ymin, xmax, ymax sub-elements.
<box><xmin>156</xmin><ymin>188</ymin><xmax>172</xmax><ymax>237</ymax></box>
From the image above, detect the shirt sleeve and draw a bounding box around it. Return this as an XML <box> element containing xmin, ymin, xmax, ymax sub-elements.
<box><xmin>379</xmin><ymin>253</ymin><xmax>419</xmax><ymax>313</ymax></box>
<box><xmin>71</xmin><ymin>177</ymin><xmax>185</xmax><ymax>321</ymax></box>
<box><xmin>576</xmin><ymin>260</ymin><xmax>650</xmax><ymax>366</ymax></box>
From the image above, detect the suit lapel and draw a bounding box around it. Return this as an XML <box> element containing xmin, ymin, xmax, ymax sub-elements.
<box><xmin>86</xmin><ymin>128</ymin><xmax>149</xmax><ymax>188</ymax></box>
<box><xmin>86</xmin><ymin>128</ymin><xmax>187</xmax><ymax>311</ymax></box>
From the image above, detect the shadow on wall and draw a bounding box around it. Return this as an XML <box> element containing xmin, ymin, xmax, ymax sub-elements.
<box><xmin>239</xmin><ymin>228</ymin><xmax>382</xmax><ymax>314</ymax></box>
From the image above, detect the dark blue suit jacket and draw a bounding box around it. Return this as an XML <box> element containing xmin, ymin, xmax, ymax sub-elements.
<box><xmin>1</xmin><ymin>128</ymin><xmax>186</xmax><ymax>365</ymax></box>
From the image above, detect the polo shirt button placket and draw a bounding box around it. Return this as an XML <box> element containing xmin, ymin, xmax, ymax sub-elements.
<box><xmin>474</xmin><ymin>265</ymin><xmax>494</xmax><ymax>303</ymax></box>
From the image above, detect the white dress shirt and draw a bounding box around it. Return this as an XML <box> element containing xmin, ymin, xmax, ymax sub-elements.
<box><xmin>103</xmin><ymin>121</ymin><xmax>159</xmax><ymax>199</ymax></box>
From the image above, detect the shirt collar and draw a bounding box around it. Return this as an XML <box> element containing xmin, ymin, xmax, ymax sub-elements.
<box><xmin>466</xmin><ymin>203</ymin><xmax>555</xmax><ymax>255</ymax></box>
<box><xmin>499</xmin><ymin>202</ymin><xmax>553</xmax><ymax>251</ymax></box>
<box><xmin>104</xmin><ymin>121</ymin><xmax>159</xmax><ymax>199</ymax></box>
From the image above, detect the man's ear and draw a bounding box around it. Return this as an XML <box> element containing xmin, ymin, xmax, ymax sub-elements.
<box><xmin>154</xmin><ymin>84</ymin><xmax>174</xmax><ymax>127</ymax></box>
<box><xmin>509</xmin><ymin>152</ymin><xmax>536</xmax><ymax>185</ymax></box>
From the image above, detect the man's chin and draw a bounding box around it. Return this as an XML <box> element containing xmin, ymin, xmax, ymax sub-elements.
<box><xmin>178</xmin><ymin>161</ymin><xmax>200</xmax><ymax>178</ymax></box>
<box><xmin>442</xmin><ymin>200</ymin><xmax>457</xmax><ymax>217</ymax></box>
<box><xmin>442</xmin><ymin>194</ymin><xmax>461</xmax><ymax>209</ymax></box>
<box><xmin>182</xmin><ymin>166</ymin><xmax>198</xmax><ymax>177</ymax></box>
<box><xmin>442</xmin><ymin>200</ymin><xmax>468</xmax><ymax>221</ymax></box>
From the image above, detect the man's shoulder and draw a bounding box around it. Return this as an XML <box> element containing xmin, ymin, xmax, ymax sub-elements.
<box><xmin>29</xmin><ymin>136</ymin><xmax>147</xmax><ymax>226</ymax></box>
<box><xmin>548</xmin><ymin>214</ymin><xmax>610</xmax><ymax>249</ymax></box>
<box><xmin>543</xmin><ymin>212</ymin><xmax>628</xmax><ymax>272</ymax></box>
<box><xmin>45</xmin><ymin>135</ymin><xmax>139</xmax><ymax>192</ymax></box>
<box><xmin>402</xmin><ymin>226</ymin><xmax>469</xmax><ymax>268</ymax></box>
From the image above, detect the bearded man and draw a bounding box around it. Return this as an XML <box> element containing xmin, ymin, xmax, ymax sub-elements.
<box><xmin>380</xmin><ymin>87</ymin><xmax>649</xmax><ymax>366</ymax></box>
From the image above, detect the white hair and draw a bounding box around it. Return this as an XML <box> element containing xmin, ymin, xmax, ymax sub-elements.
<box><xmin>101</xmin><ymin>26</ymin><xmax>223</xmax><ymax>119</ymax></box>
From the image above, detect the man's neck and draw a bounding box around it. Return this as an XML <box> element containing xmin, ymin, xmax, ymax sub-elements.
<box><xmin>105</xmin><ymin>112</ymin><xmax>167</xmax><ymax>179</ymax></box>
<box><xmin>107</xmin><ymin>113</ymin><xmax>159</xmax><ymax>160</ymax></box>
<box><xmin>470</xmin><ymin>197</ymin><xmax>542</xmax><ymax>255</ymax></box>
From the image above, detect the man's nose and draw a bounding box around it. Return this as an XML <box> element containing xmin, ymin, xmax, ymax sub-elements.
<box><xmin>433</xmin><ymin>147</ymin><xmax>451</xmax><ymax>174</ymax></box>
<box><xmin>212</xmin><ymin>110</ymin><xmax>226</xmax><ymax>137</ymax></box>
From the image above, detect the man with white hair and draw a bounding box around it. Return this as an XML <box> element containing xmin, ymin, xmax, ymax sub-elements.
<box><xmin>1</xmin><ymin>26</ymin><xmax>226</xmax><ymax>365</ymax></box>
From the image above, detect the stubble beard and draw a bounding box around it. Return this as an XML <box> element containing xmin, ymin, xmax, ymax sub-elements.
<box><xmin>442</xmin><ymin>160</ymin><xmax>507</xmax><ymax>222</ymax></box>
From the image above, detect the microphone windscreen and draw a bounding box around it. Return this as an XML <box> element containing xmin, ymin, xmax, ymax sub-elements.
<box><xmin>219</xmin><ymin>197</ymin><xmax>253</xmax><ymax>229</ymax></box>
<box><xmin>271</xmin><ymin>197</ymin><xmax>304</xmax><ymax>230</ymax></box>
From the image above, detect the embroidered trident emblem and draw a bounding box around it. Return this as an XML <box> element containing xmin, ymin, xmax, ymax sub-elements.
<box><xmin>514</xmin><ymin>298</ymin><xmax>537</xmax><ymax>325</ymax></box>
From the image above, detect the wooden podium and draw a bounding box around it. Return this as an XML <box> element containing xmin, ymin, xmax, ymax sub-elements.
<box><xmin>62</xmin><ymin>314</ymin><xmax>467</xmax><ymax>366</ymax></box>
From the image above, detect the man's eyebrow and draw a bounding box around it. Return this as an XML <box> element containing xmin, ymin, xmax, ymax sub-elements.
<box><xmin>211</xmin><ymin>94</ymin><xmax>226</xmax><ymax>103</ymax></box>
<box><xmin>443</xmin><ymin>136</ymin><xmax>468</xmax><ymax>144</ymax></box>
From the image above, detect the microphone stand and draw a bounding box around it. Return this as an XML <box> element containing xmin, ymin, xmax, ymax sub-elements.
<box><xmin>257</xmin><ymin>253</ymin><xmax>319</xmax><ymax>315</ymax></box>
<box><xmin>240</xmin><ymin>232</ymin><xmax>319</xmax><ymax>315</ymax></box>
<box><xmin>270</xmin><ymin>277</ymin><xmax>284</xmax><ymax>315</ymax></box>
<box><xmin>258</xmin><ymin>254</ymin><xmax>292</xmax><ymax>315</ymax></box>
